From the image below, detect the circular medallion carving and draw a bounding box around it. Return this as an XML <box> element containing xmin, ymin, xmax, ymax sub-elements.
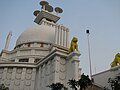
<box><xmin>15</xmin><ymin>73</ymin><xmax>21</xmax><ymax>80</ymax></box>
<box><xmin>26</xmin><ymin>68</ymin><xmax>32</xmax><ymax>74</ymax></box>
<box><xmin>60</xmin><ymin>59</ymin><xmax>66</xmax><ymax>65</ymax></box>
<box><xmin>8</xmin><ymin>68</ymin><xmax>13</xmax><ymax>73</ymax></box>
<box><xmin>25</xmin><ymin>80</ymin><xmax>31</xmax><ymax>86</ymax></box>
<box><xmin>25</xmin><ymin>74</ymin><xmax>32</xmax><ymax>80</ymax></box>
<box><xmin>59</xmin><ymin>73</ymin><xmax>66</xmax><ymax>80</ymax></box>
<box><xmin>60</xmin><ymin>64</ymin><xmax>66</xmax><ymax>72</ymax></box>
<box><xmin>14</xmin><ymin>80</ymin><xmax>20</xmax><ymax>86</ymax></box>
<box><xmin>5</xmin><ymin>80</ymin><xmax>10</xmax><ymax>86</ymax></box>
<box><xmin>6</xmin><ymin>73</ymin><xmax>12</xmax><ymax>80</ymax></box>
<box><xmin>17</xmin><ymin>68</ymin><xmax>22</xmax><ymax>74</ymax></box>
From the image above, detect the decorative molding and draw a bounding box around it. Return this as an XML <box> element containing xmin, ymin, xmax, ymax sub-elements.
<box><xmin>60</xmin><ymin>64</ymin><xmax>66</xmax><ymax>72</ymax></box>
<box><xmin>6</xmin><ymin>73</ymin><xmax>12</xmax><ymax>80</ymax></box>
<box><xmin>26</xmin><ymin>68</ymin><xmax>32</xmax><ymax>74</ymax></box>
<box><xmin>14</xmin><ymin>80</ymin><xmax>20</xmax><ymax>86</ymax></box>
<box><xmin>25</xmin><ymin>74</ymin><xmax>32</xmax><ymax>80</ymax></box>
<box><xmin>15</xmin><ymin>73</ymin><xmax>21</xmax><ymax>80</ymax></box>
<box><xmin>25</xmin><ymin>80</ymin><xmax>31</xmax><ymax>86</ymax></box>
<box><xmin>16</xmin><ymin>68</ymin><xmax>22</xmax><ymax>74</ymax></box>
<box><xmin>59</xmin><ymin>72</ymin><xmax>66</xmax><ymax>80</ymax></box>
<box><xmin>5</xmin><ymin>80</ymin><xmax>10</xmax><ymax>86</ymax></box>
<box><xmin>60</xmin><ymin>58</ymin><xmax>66</xmax><ymax>65</ymax></box>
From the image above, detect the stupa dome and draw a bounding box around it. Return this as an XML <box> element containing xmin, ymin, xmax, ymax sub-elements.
<box><xmin>16</xmin><ymin>24</ymin><xmax>55</xmax><ymax>46</ymax></box>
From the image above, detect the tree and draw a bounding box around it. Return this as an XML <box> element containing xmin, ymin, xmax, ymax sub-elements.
<box><xmin>68</xmin><ymin>74</ymin><xmax>92</xmax><ymax>90</ymax></box>
<box><xmin>108</xmin><ymin>76</ymin><xmax>120</xmax><ymax>90</ymax></box>
<box><xmin>48</xmin><ymin>74</ymin><xmax>92</xmax><ymax>90</ymax></box>
<box><xmin>77</xmin><ymin>73</ymin><xmax>92</xmax><ymax>90</ymax></box>
<box><xmin>68</xmin><ymin>79</ymin><xmax>78</xmax><ymax>90</ymax></box>
<box><xmin>47</xmin><ymin>82</ymin><xmax>67</xmax><ymax>90</ymax></box>
<box><xmin>0</xmin><ymin>84</ymin><xmax>9</xmax><ymax>90</ymax></box>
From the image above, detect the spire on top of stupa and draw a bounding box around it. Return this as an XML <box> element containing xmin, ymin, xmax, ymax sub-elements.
<box><xmin>33</xmin><ymin>0</ymin><xmax>63</xmax><ymax>25</ymax></box>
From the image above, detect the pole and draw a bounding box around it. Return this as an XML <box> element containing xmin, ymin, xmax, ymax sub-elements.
<box><xmin>86</xmin><ymin>30</ymin><xmax>92</xmax><ymax>79</ymax></box>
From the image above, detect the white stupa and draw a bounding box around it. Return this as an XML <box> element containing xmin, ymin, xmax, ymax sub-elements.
<box><xmin>0</xmin><ymin>1</ymin><xmax>81</xmax><ymax>90</ymax></box>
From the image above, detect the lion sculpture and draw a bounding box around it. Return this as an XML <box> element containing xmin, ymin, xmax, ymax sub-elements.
<box><xmin>68</xmin><ymin>37</ymin><xmax>79</xmax><ymax>53</ymax></box>
<box><xmin>111</xmin><ymin>53</ymin><xmax>120</xmax><ymax>67</ymax></box>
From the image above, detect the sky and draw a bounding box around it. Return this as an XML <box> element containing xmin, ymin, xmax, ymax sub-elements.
<box><xmin>0</xmin><ymin>0</ymin><xmax>120</xmax><ymax>75</ymax></box>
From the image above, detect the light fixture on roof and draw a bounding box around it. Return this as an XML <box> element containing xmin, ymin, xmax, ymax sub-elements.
<box><xmin>33</xmin><ymin>10</ymin><xmax>40</xmax><ymax>16</ymax></box>
<box><xmin>40</xmin><ymin>1</ymin><xmax>49</xmax><ymax>10</ymax></box>
<box><xmin>40</xmin><ymin>1</ymin><xmax>53</xmax><ymax>12</ymax></box>
<box><xmin>40</xmin><ymin>1</ymin><xmax>49</xmax><ymax>5</ymax></box>
<box><xmin>34</xmin><ymin>1</ymin><xmax>63</xmax><ymax>24</ymax></box>
<box><xmin>55</xmin><ymin>7</ymin><xmax>63</xmax><ymax>14</ymax></box>
<box><xmin>45</xmin><ymin>4</ymin><xmax>53</xmax><ymax>12</ymax></box>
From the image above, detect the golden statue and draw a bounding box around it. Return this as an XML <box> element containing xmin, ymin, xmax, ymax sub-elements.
<box><xmin>111</xmin><ymin>53</ymin><xmax>120</xmax><ymax>67</ymax></box>
<box><xmin>68</xmin><ymin>37</ymin><xmax>79</xmax><ymax>53</ymax></box>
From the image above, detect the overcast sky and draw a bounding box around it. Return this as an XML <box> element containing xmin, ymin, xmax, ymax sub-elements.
<box><xmin>0</xmin><ymin>0</ymin><xmax>120</xmax><ymax>75</ymax></box>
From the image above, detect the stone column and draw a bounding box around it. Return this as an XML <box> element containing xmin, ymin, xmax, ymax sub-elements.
<box><xmin>48</xmin><ymin>56</ymin><xmax>60</xmax><ymax>84</ymax></box>
<box><xmin>58</xmin><ymin>25</ymin><xmax>61</xmax><ymax>45</ymax></box>
<box><xmin>55</xmin><ymin>25</ymin><xmax>59</xmax><ymax>45</ymax></box>
<box><xmin>61</xmin><ymin>26</ymin><xmax>64</xmax><ymax>46</ymax></box>
<box><xmin>31</xmin><ymin>68</ymin><xmax>36</xmax><ymax>90</ymax></box>
<box><xmin>9</xmin><ymin>68</ymin><xmax>16</xmax><ymax>90</ymax></box>
<box><xmin>66</xmin><ymin>51</ymin><xmax>81</xmax><ymax>81</ymax></box>
<box><xmin>41</xmin><ymin>64</ymin><xmax>45</xmax><ymax>90</ymax></box>
<box><xmin>20</xmin><ymin>68</ymin><xmax>26</xmax><ymax>90</ymax></box>
<box><xmin>63</xmin><ymin>29</ymin><xmax>67</xmax><ymax>47</ymax></box>
<box><xmin>36</xmin><ymin>66</ymin><xmax>41</xmax><ymax>90</ymax></box>
<box><xmin>1</xmin><ymin>68</ymin><xmax>7</xmax><ymax>84</ymax></box>
<box><xmin>66</xmin><ymin>28</ymin><xmax>69</xmax><ymax>48</ymax></box>
<box><xmin>53</xmin><ymin>56</ymin><xmax>60</xmax><ymax>83</ymax></box>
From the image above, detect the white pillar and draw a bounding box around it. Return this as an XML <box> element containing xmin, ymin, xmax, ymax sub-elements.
<box><xmin>9</xmin><ymin>68</ymin><xmax>16</xmax><ymax>90</ymax></box>
<box><xmin>41</xmin><ymin>64</ymin><xmax>45</xmax><ymax>90</ymax></box>
<box><xmin>53</xmin><ymin>56</ymin><xmax>60</xmax><ymax>83</ymax></box>
<box><xmin>20</xmin><ymin>68</ymin><xmax>26</xmax><ymax>90</ymax></box>
<box><xmin>47</xmin><ymin>61</ymin><xmax>51</xmax><ymax>87</ymax></box>
<box><xmin>67</xmin><ymin>51</ymin><xmax>81</xmax><ymax>81</ymax></box>
<box><xmin>37</xmin><ymin>66</ymin><xmax>41</xmax><ymax>90</ymax></box>
<box><xmin>1</xmin><ymin>68</ymin><xmax>7</xmax><ymax>84</ymax></box>
<box><xmin>31</xmin><ymin>68</ymin><xmax>36</xmax><ymax>90</ymax></box>
<box><xmin>66</xmin><ymin>29</ymin><xmax>69</xmax><ymax>48</ymax></box>
<box><xmin>64</xmin><ymin>28</ymin><xmax>67</xmax><ymax>47</ymax></box>
<box><xmin>55</xmin><ymin>25</ymin><xmax>59</xmax><ymax>44</ymax></box>
<box><xmin>58</xmin><ymin>25</ymin><xmax>61</xmax><ymax>45</ymax></box>
<box><xmin>61</xmin><ymin>26</ymin><xmax>64</xmax><ymax>46</ymax></box>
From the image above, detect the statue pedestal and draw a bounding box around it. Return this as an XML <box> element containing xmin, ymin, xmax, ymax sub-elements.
<box><xmin>66</xmin><ymin>50</ymin><xmax>81</xmax><ymax>81</ymax></box>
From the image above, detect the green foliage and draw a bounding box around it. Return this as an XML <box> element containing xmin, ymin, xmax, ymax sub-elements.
<box><xmin>47</xmin><ymin>82</ymin><xmax>67</xmax><ymax>90</ymax></box>
<box><xmin>48</xmin><ymin>74</ymin><xmax>92</xmax><ymax>90</ymax></box>
<box><xmin>108</xmin><ymin>76</ymin><xmax>120</xmax><ymax>90</ymax></box>
<box><xmin>68</xmin><ymin>79</ymin><xmax>77</xmax><ymax>90</ymax></box>
<box><xmin>0</xmin><ymin>84</ymin><xmax>9</xmax><ymax>90</ymax></box>
<box><xmin>78</xmin><ymin>73</ymin><xmax>92</xmax><ymax>90</ymax></box>
<box><xmin>68</xmin><ymin>74</ymin><xmax>92</xmax><ymax>90</ymax></box>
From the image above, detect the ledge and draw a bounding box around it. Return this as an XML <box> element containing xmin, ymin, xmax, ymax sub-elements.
<box><xmin>0</xmin><ymin>62</ymin><xmax>36</xmax><ymax>68</ymax></box>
